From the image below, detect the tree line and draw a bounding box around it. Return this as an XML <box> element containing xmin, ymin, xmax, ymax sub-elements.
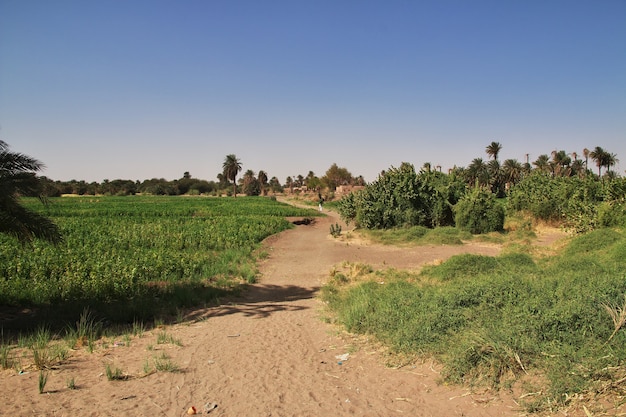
<box><xmin>34</xmin><ymin>154</ymin><xmax>364</xmax><ymax>197</ymax></box>
<box><xmin>442</xmin><ymin>142</ymin><xmax>620</xmax><ymax>198</ymax></box>
<box><xmin>339</xmin><ymin>142</ymin><xmax>623</xmax><ymax>234</ymax></box>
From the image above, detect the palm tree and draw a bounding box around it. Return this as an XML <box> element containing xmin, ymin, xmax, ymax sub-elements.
<box><xmin>583</xmin><ymin>148</ymin><xmax>590</xmax><ymax>175</ymax></box>
<box><xmin>269</xmin><ymin>176</ymin><xmax>281</xmax><ymax>193</ymax></box>
<box><xmin>551</xmin><ymin>150</ymin><xmax>571</xmax><ymax>177</ymax></box>
<box><xmin>570</xmin><ymin>159</ymin><xmax>585</xmax><ymax>178</ymax></box>
<box><xmin>466</xmin><ymin>158</ymin><xmax>489</xmax><ymax>187</ymax></box>
<box><xmin>222</xmin><ymin>154</ymin><xmax>242</xmax><ymax>197</ymax></box>
<box><xmin>0</xmin><ymin>141</ymin><xmax>62</xmax><ymax>244</ymax></box>
<box><xmin>258</xmin><ymin>170</ymin><xmax>268</xmax><ymax>195</ymax></box>
<box><xmin>241</xmin><ymin>169</ymin><xmax>255</xmax><ymax>186</ymax></box>
<box><xmin>603</xmin><ymin>152</ymin><xmax>619</xmax><ymax>176</ymax></box>
<box><xmin>285</xmin><ymin>176</ymin><xmax>294</xmax><ymax>193</ymax></box>
<box><xmin>487</xmin><ymin>159</ymin><xmax>503</xmax><ymax>195</ymax></box>
<box><xmin>241</xmin><ymin>169</ymin><xmax>260</xmax><ymax>196</ymax></box>
<box><xmin>533</xmin><ymin>154</ymin><xmax>551</xmax><ymax>173</ymax></box>
<box><xmin>590</xmin><ymin>146</ymin><xmax>606</xmax><ymax>177</ymax></box>
<box><xmin>502</xmin><ymin>159</ymin><xmax>522</xmax><ymax>188</ymax></box>
<box><xmin>486</xmin><ymin>141</ymin><xmax>502</xmax><ymax>161</ymax></box>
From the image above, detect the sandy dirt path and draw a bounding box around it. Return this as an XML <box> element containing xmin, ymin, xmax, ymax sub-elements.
<box><xmin>2</xmin><ymin>206</ymin><xmax>526</xmax><ymax>417</ymax></box>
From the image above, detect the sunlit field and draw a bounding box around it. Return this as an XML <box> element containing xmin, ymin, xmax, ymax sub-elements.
<box><xmin>0</xmin><ymin>196</ymin><xmax>319</xmax><ymax>322</ymax></box>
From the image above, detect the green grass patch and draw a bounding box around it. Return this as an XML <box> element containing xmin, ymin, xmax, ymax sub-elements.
<box><xmin>322</xmin><ymin>228</ymin><xmax>626</xmax><ymax>412</ymax></box>
<box><xmin>362</xmin><ymin>225</ymin><xmax>472</xmax><ymax>246</ymax></box>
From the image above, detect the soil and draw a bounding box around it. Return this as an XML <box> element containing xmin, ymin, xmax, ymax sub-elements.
<box><xmin>1</xmin><ymin>203</ymin><xmax>595</xmax><ymax>417</ymax></box>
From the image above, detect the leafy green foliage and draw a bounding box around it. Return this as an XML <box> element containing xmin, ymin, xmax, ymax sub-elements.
<box><xmin>337</xmin><ymin>163</ymin><xmax>466</xmax><ymax>229</ymax></box>
<box><xmin>454</xmin><ymin>187</ymin><xmax>505</xmax><ymax>234</ymax></box>
<box><xmin>507</xmin><ymin>173</ymin><xmax>626</xmax><ymax>233</ymax></box>
<box><xmin>0</xmin><ymin>141</ymin><xmax>62</xmax><ymax>244</ymax></box>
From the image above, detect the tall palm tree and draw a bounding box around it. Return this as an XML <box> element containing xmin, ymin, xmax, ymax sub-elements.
<box><xmin>605</xmin><ymin>152</ymin><xmax>619</xmax><ymax>175</ymax></box>
<box><xmin>582</xmin><ymin>148</ymin><xmax>590</xmax><ymax>175</ymax></box>
<box><xmin>571</xmin><ymin>159</ymin><xmax>585</xmax><ymax>178</ymax></box>
<box><xmin>590</xmin><ymin>146</ymin><xmax>606</xmax><ymax>177</ymax></box>
<box><xmin>258</xmin><ymin>170</ymin><xmax>268</xmax><ymax>195</ymax></box>
<box><xmin>551</xmin><ymin>150</ymin><xmax>571</xmax><ymax>177</ymax></box>
<box><xmin>222</xmin><ymin>154</ymin><xmax>242</xmax><ymax>197</ymax></box>
<box><xmin>533</xmin><ymin>154</ymin><xmax>551</xmax><ymax>173</ymax></box>
<box><xmin>487</xmin><ymin>159</ymin><xmax>503</xmax><ymax>195</ymax></box>
<box><xmin>0</xmin><ymin>141</ymin><xmax>62</xmax><ymax>244</ymax></box>
<box><xmin>466</xmin><ymin>158</ymin><xmax>489</xmax><ymax>187</ymax></box>
<box><xmin>502</xmin><ymin>159</ymin><xmax>522</xmax><ymax>187</ymax></box>
<box><xmin>485</xmin><ymin>141</ymin><xmax>502</xmax><ymax>161</ymax></box>
<box><xmin>285</xmin><ymin>176</ymin><xmax>294</xmax><ymax>193</ymax></box>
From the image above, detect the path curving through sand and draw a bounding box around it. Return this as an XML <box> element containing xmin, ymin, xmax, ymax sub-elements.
<box><xmin>2</xmin><ymin>206</ymin><xmax>525</xmax><ymax>417</ymax></box>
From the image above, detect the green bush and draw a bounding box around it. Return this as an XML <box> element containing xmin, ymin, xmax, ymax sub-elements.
<box><xmin>507</xmin><ymin>173</ymin><xmax>626</xmax><ymax>232</ymax></box>
<box><xmin>454</xmin><ymin>187</ymin><xmax>504</xmax><ymax>234</ymax></box>
<box><xmin>337</xmin><ymin>163</ymin><xmax>466</xmax><ymax>229</ymax></box>
<box><xmin>598</xmin><ymin>202</ymin><xmax>626</xmax><ymax>227</ymax></box>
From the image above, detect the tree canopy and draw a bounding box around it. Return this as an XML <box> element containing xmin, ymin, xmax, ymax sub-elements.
<box><xmin>0</xmin><ymin>141</ymin><xmax>62</xmax><ymax>244</ymax></box>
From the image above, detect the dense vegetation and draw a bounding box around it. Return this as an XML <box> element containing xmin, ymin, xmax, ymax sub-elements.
<box><xmin>0</xmin><ymin>196</ymin><xmax>319</xmax><ymax>322</ymax></box>
<box><xmin>338</xmin><ymin>163</ymin><xmax>466</xmax><ymax>229</ymax></box>
<box><xmin>339</xmin><ymin>162</ymin><xmax>625</xmax><ymax>235</ymax></box>
<box><xmin>328</xmin><ymin>148</ymin><xmax>626</xmax><ymax>412</ymax></box>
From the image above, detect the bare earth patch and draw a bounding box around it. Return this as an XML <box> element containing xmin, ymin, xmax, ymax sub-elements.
<box><xmin>1</xmin><ymin>207</ymin><xmax>589</xmax><ymax>416</ymax></box>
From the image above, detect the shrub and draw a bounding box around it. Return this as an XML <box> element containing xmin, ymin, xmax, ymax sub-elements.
<box><xmin>337</xmin><ymin>163</ymin><xmax>466</xmax><ymax>229</ymax></box>
<box><xmin>598</xmin><ymin>202</ymin><xmax>626</xmax><ymax>227</ymax></box>
<box><xmin>454</xmin><ymin>187</ymin><xmax>504</xmax><ymax>234</ymax></box>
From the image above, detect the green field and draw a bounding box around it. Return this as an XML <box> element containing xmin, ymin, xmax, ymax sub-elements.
<box><xmin>0</xmin><ymin>196</ymin><xmax>319</xmax><ymax>321</ymax></box>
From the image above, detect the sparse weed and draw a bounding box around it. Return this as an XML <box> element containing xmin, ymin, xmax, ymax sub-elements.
<box><xmin>143</xmin><ymin>359</ymin><xmax>153</xmax><ymax>374</ymax></box>
<box><xmin>105</xmin><ymin>364</ymin><xmax>127</xmax><ymax>381</ymax></box>
<box><xmin>0</xmin><ymin>343</ymin><xmax>14</xmax><ymax>370</ymax></box>
<box><xmin>156</xmin><ymin>331</ymin><xmax>181</xmax><ymax>346</ymax></box>
<box><xmin>153</xmin><ymin>353</ymin><xmax>180</xmax><ymax>373</ymax></box>
<box><xmin>67</xmin><ymin>308</ymin><xmax>102</xmax><ymax>351</ymax></box>
<box><xmin>38</xmin><ymin>370</ymin><xmax>48</xmax><ymax>394</ymax></box>
<box><xmin>66</xmin><ymin>376</ymin><xmax>76</xmax><ymax>390</ymax></box>
<box><xmin>602</xmin><ymin>294</ymin><xmax>626</xmax><ymax>345</ymax></box>
<box><xmin>32</xmin><ymin>347</ymin><xmax>50</xmax><ymax>370</ymax></box>
<box><xmin>132</xmin><ymin>320</ymin><xmax>145</xmax><ymax>337</ymax></box>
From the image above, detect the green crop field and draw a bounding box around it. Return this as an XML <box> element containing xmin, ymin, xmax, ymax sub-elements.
<box><xmin>0</xmin><ymin>196</ymin><xmax>319</xmax><ymax>321</ymax></box>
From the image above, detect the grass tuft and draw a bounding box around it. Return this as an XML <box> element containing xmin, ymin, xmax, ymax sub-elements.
<box><xmin>156</xmin><ymin>331</ymin><xmax>182</xmax><ymax>346</ymax></box>
<box><xmin>38</xmin><ymin>370</ymin><xmax>48</xmax><ymax>394</ymax></box>
<box><xmin>104</xmin><ymin>364</ymin><xmax>128</xmax><ymax>381</ymax></box>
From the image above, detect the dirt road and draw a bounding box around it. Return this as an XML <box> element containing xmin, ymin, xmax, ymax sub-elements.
<box><xmin>2</xmin><ymin>207</ymin><xmax>523</xmax><ymax>417</ymax></box>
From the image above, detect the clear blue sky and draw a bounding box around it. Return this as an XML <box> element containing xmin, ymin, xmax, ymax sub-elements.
<box><xmin>1</xmin><ymin>0</ymin><xmax>624</xmax><ymax>183</ymax></box>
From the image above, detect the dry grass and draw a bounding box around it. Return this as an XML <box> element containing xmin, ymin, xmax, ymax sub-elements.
<box><xmin>602</xmin><ymin>294</ymin><xmax>626</xmax><ymax>345</ymax></box>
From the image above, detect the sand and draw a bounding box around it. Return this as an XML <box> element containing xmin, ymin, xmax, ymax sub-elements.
<box><xmin>2</xmin><ymin>204</ymin><xmax>577</xmax><ymax>417</ymax></box>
